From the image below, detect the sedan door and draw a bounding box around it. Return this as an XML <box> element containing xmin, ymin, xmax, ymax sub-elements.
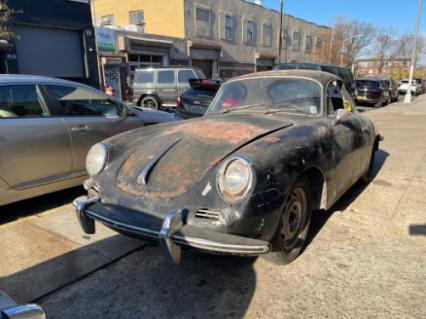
<box><xmin>44</xmin><ymin>84</ymin><xmax>143</xmax><ymax>176</ymax></box>
<box><xmin>0</xmin><ymin>84</ymin><xmax>72</xmax><ymax>191</ymax></box>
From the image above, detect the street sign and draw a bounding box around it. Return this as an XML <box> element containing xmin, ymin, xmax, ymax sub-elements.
<box><xmin>95</xmin><ymin>28</ymin><xmax>116</xmax><ymax>52</ymax></box>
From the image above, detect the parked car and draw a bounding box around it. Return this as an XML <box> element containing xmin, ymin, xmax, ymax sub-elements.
<box><xmin>398</xmin><ymin>79</ymin><xmax>420</xmax><ymax>95</ymax></box>
<box><xmin>414</xmin><ymin>78</ymin><xmax>426</xmax><ymax>94</ymax></box>
<box><xmin>0</xmin><ymin>75</ymin><xmax>176</xmax><ymax>206</ymax></box>
<box><xmin>274</xmin><ymin>62</ymin><xmax>355</xmax><ymax>98</ymax></box>
<box><xmin>381</xmin><ymin>77</ymin><xmax>399</xmax><ymax>102</ymax></box>
<box><xmin>132</xmin><ymin>66</ymin><xmax>206</xmax><ymax>110</ymax></box>
<box><xmin>355</xmin><ymin>78</ymin><xmax>391</xmax><ymax>107</ymax></box>
<box><xmin>1</xmin><ymin>289</ymin><xmax>45</xmax><ymax>319</ymax></box>
<box><xmin>175</xmin><ymin>79</ymin><xmax>222</xmax><ymax>119</ymax></box>
<box><xmin>74</xmin><ymin>70</ymin><xmax>382</xmax><ymax>265</ymax></box>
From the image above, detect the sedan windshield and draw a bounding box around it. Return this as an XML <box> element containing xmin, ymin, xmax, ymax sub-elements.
<box><xmin>356</xmin><ymin>80</ymin><xmax>380</xmax><ymax>88</ymax></box>
<box><xmin>207</xmin><ymin>77</ymin><xmax>322</xmax><ymax>115</ymax></box>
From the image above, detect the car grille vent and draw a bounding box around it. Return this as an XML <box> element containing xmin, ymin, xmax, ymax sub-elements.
<box><xmin>195</xmin><ymin>209</ymin><xmax>221</xmax><ymax>220</ymax></box>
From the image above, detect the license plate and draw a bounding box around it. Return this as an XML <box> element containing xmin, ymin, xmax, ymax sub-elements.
<box><xmin>357</xmin><ymin>96</ymin><xmax>366</xmax><ymax>100</ymax></box>
<box><xmin>184</xmin><ymin>103</ymin><xmax>205</xmax><ymax>114</ymax></box>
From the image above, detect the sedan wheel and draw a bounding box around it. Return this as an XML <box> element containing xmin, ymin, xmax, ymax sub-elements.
<box><xmin>141</xmin><ymin>96</ymin><xmax>159</xmax><ymax>109</ymax></box>
<box><xmin>264</xmin><ymin>178</ymin><xmax>312</xmax><ymax>265</ymax></box>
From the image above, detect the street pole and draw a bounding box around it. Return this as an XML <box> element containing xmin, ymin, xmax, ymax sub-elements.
<box><xmin>404</xmin><ymin>0</ymin><xmax>423</xmax><ymax>103</ymax></box>
<box><xmin>340</xmin><ymin>34</ymin><xmax>363</xmax><ymax>67</ymax></box>
<box><xmin>278</xmin><ymin>0</ymin><xmax>284</xmax><ymax>63</ymax></box>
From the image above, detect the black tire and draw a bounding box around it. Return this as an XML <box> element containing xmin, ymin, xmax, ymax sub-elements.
<box><xmin>140</xmin><ymin>95</ymin><xmax>159</xmax><ymax>109</ymax></box>
<box><xmin>360</xmin><ymin>146</ymin><xmax>376</xmax><ymax>184</ymax></box>
<box><xmin>374</xmin><ymin>96</ymin><xmax>383</xmax><ymax>108</ymax></box>
<box><xmin>263</xmin><ymin>177</ymin><xmax>312</xmax><ymax>265</ymax></box>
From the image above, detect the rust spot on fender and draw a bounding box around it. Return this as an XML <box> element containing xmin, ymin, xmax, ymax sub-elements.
<box><xmin>162</xmin><ymin>120</ymin><xmax>266</xmax><ymax>144</ymax></box>
<box><xmin>262</xmin><ymin>136</ymin><xmax>280</xmax><ymax>143</ymax></box>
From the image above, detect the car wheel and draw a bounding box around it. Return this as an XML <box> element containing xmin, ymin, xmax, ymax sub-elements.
<box><xmin>264</xmin><ymin>177</ymin><xmax>312</xmax><ymax>265</ymax></box>
<box><xmin>140</xmin><ymin>96</ymin><xmax>159</xmax><ymax>109</ymax></box>
<box><xmin>374</xmin><ymin>96</ymin><xmax>383</xmax><ymax>108</ymax></box>
<box><xmin>360</xmin><ymin>146</ymin><xmax>376</xmax><ymax>184</ymax></box>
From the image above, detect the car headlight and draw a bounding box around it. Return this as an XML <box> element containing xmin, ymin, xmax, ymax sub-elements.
<box><xmin>86</xmin><ymin>143</ymin><xmax>108</xmax><ymax>177</ymax></box>
<box><xmin>218</xmin><ymin>157</ymin><xmax>253</xmax><ymax>202</ymax></box>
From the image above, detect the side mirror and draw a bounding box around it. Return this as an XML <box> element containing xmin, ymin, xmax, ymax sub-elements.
<box><xmin>335</xmin><ymin>108</ymin><xmax>347</xmax><ymax>121</ymax></box>
<box><xmin>1</xmin><ymin>304</ymin><xmax>46</xmax><ymax>319</ymax></box>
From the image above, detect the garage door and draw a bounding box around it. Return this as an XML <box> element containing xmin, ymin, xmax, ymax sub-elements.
<box><xmin>14</xmin><ymin>25</ymin><xmax>85</xmax><ymax>78</ymax></box>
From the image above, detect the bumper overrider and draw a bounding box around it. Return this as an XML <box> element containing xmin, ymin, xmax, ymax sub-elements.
<box><xmin>73</xmin><ymin>196</ymin><xmax>270</xmax><ymax>263</ymax></box>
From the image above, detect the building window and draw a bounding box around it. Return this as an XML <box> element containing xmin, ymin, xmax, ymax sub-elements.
<box><xmin>315</xmin><ymin>37</ymin><xmax>322</xmax><ymax>53</ymax></box>
<box><xmin>196</xmin><ymin>7</ymin><xmax>210</xmax><ymax>23</ymax></box>
<box><xmin>246</xmin><ymin>20</ymin><xmax>255</xmax><ymax>44</ymax></box>
<box><xmin>305</xmin><ymin>35</ymin><xmax>313</xmax><ymax>53</ymax></box>
<box><xmin>292</xmin><ymin>31</ymin><xmax>301</xmax><ymax>51</ymax></box>
<box><xmin>101</xmin><ymin>15</ymin><xmax>114</xmax><ymax>26</ymax></box>
<box><xmin>282</xmin><ymin>29</ymin><xmax>290</xmax><ymax>48</ymax></box>
<box><xmin>225</xmin><ymin>15</ymin><xmax>233</xmax><ymax>40</ymax></box>
<box><xmin>129</xmin><ymin>11</ymin><xmax>144</xmax><ymax>25</ymax></box>
<box><xmin>263</xmin><ymin>24</ymin><xmax>273</xmax><ymax>47</ymax></box>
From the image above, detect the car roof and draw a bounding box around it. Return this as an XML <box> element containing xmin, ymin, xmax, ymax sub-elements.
<box><xmin>356</xmin><ymin>78</ymin><xmax>384</xmax><ymax>81</ymax></box>
<box><xmin>0</xmin><ymin>74</ymin><xmax>98</xmax><ymax>91</ymax></box>
<box><xmin>232</xmin><ymin>69</ymin><xmax>341</xmax><ymax>84</ymax></box>
<box><xmin>275</xmin><ymin>62</ymin><xmax>350</xmax><ymax>71</ymax></box>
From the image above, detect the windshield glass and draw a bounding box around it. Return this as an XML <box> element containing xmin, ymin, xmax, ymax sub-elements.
<box><xmin>207</xmin><ymin>77</ymin><xmax>322</xmax><ymax>115</ymax></box>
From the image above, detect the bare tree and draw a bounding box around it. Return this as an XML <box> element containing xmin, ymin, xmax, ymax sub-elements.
<box><xmin>0</xmin><ymin>0</ymin><xmax>20</xmax><ymax>41</ymax></box>
<box><xmin>392</xmin><ymin>33</ymin><xmax>425</xmax><ymax>79</ymax></box>
<box><xmin>374</xmin><ymin>28</ymin><xmax>396</xmax><ymax>74</ymax></box>
<box><xmin>330</xmin><ymin>17</ymin><xmax>377</xmax><ymax>67</ymax></box>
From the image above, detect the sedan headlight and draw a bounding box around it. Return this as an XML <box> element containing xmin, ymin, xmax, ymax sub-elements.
<box><xmin>218</xmin><ymin>157</ymin><xmax>253</xmax><ymax>202</ymax></box>
<box><xmin>86</xmin><ymin>143</ymin><xmax>108</xmax><ymax>177</ymax></box>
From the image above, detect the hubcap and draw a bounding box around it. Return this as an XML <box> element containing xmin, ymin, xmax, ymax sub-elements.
<box><xmin>143</xmin><ymin>98</ymin><xmax>157</xmax><ymax>109</ymax></box>
<box><xmin>280</xmin><ymin>187</ymin><xmax>307</xmax><ymax>250</ymax></box>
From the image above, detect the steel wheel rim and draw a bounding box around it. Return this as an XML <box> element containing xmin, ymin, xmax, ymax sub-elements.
<box><xmin>280</xmin><ymin>187</ymin><xmax>307</xmax><ymax>251</ymax></box>
<box><xmin>143</xmin><ymin>98</ymin><xmax>157</xmax><ymax>109</ymax></box>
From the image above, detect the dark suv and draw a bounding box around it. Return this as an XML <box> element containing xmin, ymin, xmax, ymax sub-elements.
<box><xmin>274</xmin><ymin>63</ymin><xmax>355</xmax><ymax>97</ymax></box>
<box><xmin>355</xmin><ymin>78</ymin><xmax>391</xmax><ymax>107</ymax></box>
<box><xmin>132</xmin><ymin>66</ymin><xmax>205</xmax><ymax>110</ymax></box>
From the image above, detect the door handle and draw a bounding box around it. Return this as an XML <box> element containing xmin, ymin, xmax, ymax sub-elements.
<box><xmin>71</xmin><ymin>125</ymin><xmax>90</xmax><ymax>133</ymax></box>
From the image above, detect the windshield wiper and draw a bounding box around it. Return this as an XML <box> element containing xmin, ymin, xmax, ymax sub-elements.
<box><xmin>264</xmin><ymin>108</ymin><xmax>305</xmax><ymax>115</ymax></box>
<box><xmin>221</xmin><ymin>103</ymin><xmax>265</xmax><ymax>113</ymax></box>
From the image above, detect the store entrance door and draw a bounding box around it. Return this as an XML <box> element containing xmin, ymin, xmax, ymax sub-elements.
<box><xmin>192</xmin><ymin>59</ymin><xmax>212</xmax><ymax>78</ymax></box>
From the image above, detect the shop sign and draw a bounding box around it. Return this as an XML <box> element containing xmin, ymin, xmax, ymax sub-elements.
<box><xmin>95</xmin><ymin>28</ymin><xmax>116</xmax><ymax>52</ymax></box>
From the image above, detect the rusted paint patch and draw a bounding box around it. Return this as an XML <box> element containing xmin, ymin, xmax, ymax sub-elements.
<box><xmin>162</xmin><ymin>120</ymin><xmax>266</xmax><ymax>144</ymax></box>
<box><xmin>117</xmin><ymin>182</ymin><xmax>188</xmax><ymax>201</ymax></box>
<box><xmin>262</xmin><ymin>136</ymin><xmax>280</xmax><ymax>143</ymax></box>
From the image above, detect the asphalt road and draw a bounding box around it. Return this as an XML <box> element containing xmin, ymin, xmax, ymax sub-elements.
<box><xmin>1</xmin><ymin>96</ymin><xmax>425</xmax><ymax>319</ymax></box>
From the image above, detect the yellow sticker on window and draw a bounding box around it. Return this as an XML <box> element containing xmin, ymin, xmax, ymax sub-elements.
<box><xmin>343</xmin><ymin>100</ymin><xmax>353</xmax><ymax>112</ymax></box>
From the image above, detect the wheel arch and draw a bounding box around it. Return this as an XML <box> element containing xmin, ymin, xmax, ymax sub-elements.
<box><xmin>300</xmin><ymin>166</ymin><xmax>328</xmax><ymax>211</ymax></box>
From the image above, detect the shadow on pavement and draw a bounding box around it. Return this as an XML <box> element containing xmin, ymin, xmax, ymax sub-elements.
<box><xmin>307</xmin><ymin>149</ymin><xmax>390</xmax><ymax>247</ymax></box>
<box><xmin>409</xmin><ymin>224</ymin><xmax>426</xmax><ymax>236</ymax></box>
<box><xmin>0</xmin><ymin>187</ymin><xmax>85</xmax><ymax>226</ymax></box>
<box><xmin>1</xmin><ymin>236</ymin><xmax>256</xmax><ymax>319</ymax></box>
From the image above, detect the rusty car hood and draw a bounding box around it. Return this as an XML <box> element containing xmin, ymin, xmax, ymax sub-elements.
<box><xmin>115</xmin><ymin>113</ymin><xmax>293</xmax><ymax>201</ymax></box>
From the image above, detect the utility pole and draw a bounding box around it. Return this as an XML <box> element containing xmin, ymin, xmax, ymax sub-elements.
<box><xmin>404</xmin><ymin>0</ymin><xmax>423</xmax><ymax>103</ymax></box>
<box><xmin>278</xmin><ymin>0</ymin><xmax>284</xmax><ymax>63</ymax></box>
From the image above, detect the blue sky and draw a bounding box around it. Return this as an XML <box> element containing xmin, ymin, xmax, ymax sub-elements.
<box><xmin>263</xmin><ymin>0</ymin><xmax>425</xmax><ymax>35</ymax></box>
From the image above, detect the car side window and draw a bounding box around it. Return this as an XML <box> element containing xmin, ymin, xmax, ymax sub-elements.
<box><xmin>327</xmin><ymin>81</ymin><xmax>354</xmax><ymax>114</ymax></box>
<box><xmin>178</xmin><ymin>70</ymin><xmax>196</xmax><ymax>84</ymax></box>
<box><xmin>0</xmin><ymin>85</ymin><xmax>49</xmax><ymax>118</ymax></box>
<box><xmin>135</xmin><ymin>71</ymin><xmax>154</xmax><ymax>85</ymax></box>
<box><xmin>47</xmin><ymin>85</ymin><xmax>119</xmax><ymax>117</ymax></box>
<box><xmin>157</xmin><ymin>70</ymin><xmax>175</xmax><ymax>84</ymax></box>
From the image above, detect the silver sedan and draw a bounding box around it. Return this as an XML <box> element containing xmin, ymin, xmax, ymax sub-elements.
<box><xmin>0</xmin><ymin>75</ymin><xmax>176</xmax><ymax>206</ymax></box>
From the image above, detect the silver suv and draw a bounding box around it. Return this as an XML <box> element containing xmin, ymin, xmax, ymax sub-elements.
<box><xmin>132</xmin><ymin>67</ymin><xmax>205</xmax><ymax>110</ymax></box>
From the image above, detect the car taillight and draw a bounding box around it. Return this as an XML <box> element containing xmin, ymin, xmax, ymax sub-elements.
<box><xmin>176</xmin><ymin>96</ymin><xmax>181</xmax><ymax>106</ymax></box>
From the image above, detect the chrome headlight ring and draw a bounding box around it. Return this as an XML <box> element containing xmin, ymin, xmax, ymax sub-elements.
<box><xmin>217</xmin><ymin>156</ymin><xmax>255</xmax><ymax>202</ymax></box>
<box><xmin>86</xmin><ymin>142</ymin><xmax>109</xmax><ymax>177</ymax></box>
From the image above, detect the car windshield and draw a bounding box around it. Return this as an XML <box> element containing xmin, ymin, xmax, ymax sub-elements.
<box><xmin>207</xmin><ymin>77</ymin><xmax>322</xmax><ymax>116</ymax></box>
<box><xmin>356</xmin><ymin>80</ymin><xmax>379</xmax><ymax>88</ymax></box>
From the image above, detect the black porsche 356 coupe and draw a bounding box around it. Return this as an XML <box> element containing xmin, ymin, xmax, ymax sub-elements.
<box><xmin>74</xmin><ymin>70</ymin><xmax>382</xmax><ymax>264</ymax></box>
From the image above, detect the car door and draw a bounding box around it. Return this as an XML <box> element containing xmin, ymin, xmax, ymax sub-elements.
<box><xmin>177</xmin><ymin>69</ymin><xmax>197</xmax><ymax>97</ymax></box>
<box><xmin>0</xmin><ymin>84</ymin><xmax>72</xmax><ymax>191</ymax></box>
<box><xmin>327</xmin><ymin>80</ymin><xmax>366</xmax><ymax>197</ymax></box>
<box><xmin>156</xmin><ymin>69</ymin><xmax>177</xmax><ymax>107</ymax></box>
<box><xmin>44</xmin><ymin>84</ymin><xmax>143</xmax><ymax>177</ymax></box>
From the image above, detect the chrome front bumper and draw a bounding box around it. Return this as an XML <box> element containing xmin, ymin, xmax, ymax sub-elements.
<box><xmin>0</xmin><ymin>290</ymin><xmax>45</xmax><ymax>319</ymax></box>
<box><xmin>73</xmin><ymin>196</ymin><xmax>270</xmax><ymax>263</ymax></box>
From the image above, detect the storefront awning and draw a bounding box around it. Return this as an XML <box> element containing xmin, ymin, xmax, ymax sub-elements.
<box><xmin>126</xmin><ymin>35</ymin><xmax>173</xmax><ymax>47</ymax></box>
<box><xmin>188</xmin><ymin>39</ymin><xmax>222</xmax><ymax>50</ymax></box>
